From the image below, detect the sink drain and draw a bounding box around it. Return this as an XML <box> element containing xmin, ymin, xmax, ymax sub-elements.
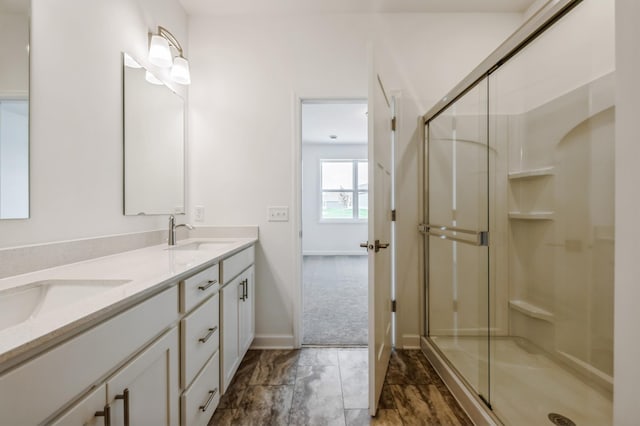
<box><xmin>548</xmin><ymin>413</ymin><xmax>576</xmax><ymax>426</ymax></box>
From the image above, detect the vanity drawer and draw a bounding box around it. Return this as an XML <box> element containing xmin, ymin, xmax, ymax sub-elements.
<box><xmin>181</xmin><ymin>293</ymin><xmax>219</xmax><ymax>388</ymax></box>
<box><xmin>221</xmin><ymin>246</ymin><xmax>254</xmax><ymax>283</ymax></box>
<box><xmin>181</xmin><ymin>263</ymin><xmax>219</xmax><ymax>313</ymax></box>
<box><xmin>181</xmin><ymin>351</ymin><xmax>220</xmax><ymax>426</ymax></box>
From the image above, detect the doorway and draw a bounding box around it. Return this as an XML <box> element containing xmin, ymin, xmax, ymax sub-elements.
<box><xmin>300</xmin><ymin>100</ymin><xmax>369</xmax><ymax>346</ymax></box>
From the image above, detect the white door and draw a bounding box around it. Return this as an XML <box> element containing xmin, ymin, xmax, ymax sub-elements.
<box><xmin>367</xmin><ymin>70</ymin><xmax>394</xmax><ymax>416</ymax></box>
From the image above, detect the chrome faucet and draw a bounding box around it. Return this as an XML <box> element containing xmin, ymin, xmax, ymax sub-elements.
<box><xmin>168</xmin><ymin>215</ymin><xmax>194</xmax><ymax>246</ymax></box>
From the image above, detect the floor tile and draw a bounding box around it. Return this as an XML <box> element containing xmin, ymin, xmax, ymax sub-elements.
<box><xmin>218</xmin><ymin>349</ymin><xmax>262</xmax><ymax>409</ymax></box>
<box><xmin>209</xmin><ymin>349</ymin><xmax>472</xmax><ymax>426</ymax></box>
<box><xmin>298</xmin><ymin>347</ymin><xmax>340</xmax><ymax>366</ymax></box>
<box><xmin>378</xmin><ymin>385</ymin><xmax>396</xmax><ymax>409</ymax></box>
<box><xmin>290</xmin><ymin>365</ymin><xmax>345</xmax><ymax>425</ymax></box>
<box><xmin>338</xmin><ymin>349</ymin><xmax>369</xmax><ymax>409</ymax></box>
<box><xmin>345</xmin><ymin>409</ymin><xmax>404</xmax><ymax>425</ymax></box>
<box><xmin>390</xmin><ymin>384</ymin><xmax>472</xmax><ymax>426</ymax></box>
<box><xmin>250</xmin><ymin>349</ymin><xmax>299</xmax><ymax>385</ymax></box>
<box><xmin>240</xmin><ymin>384</ymin><xmax>294</xmax><ymax>410</ymax></box>
<box><xmin>237</xmin><ymin>385</ymin><xmax>294</xmax><ymax>425</ymax></box>
<box><xmin>207</xmin><ymin>408</ymin><xmax>238</xmax><ymax>426</ymax></box>
<box><xmin>385</xmin><ymin>350</ymin><xmax>434</xmax><ymax>385</ymax></box>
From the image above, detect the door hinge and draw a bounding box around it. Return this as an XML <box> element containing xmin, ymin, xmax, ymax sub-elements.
<box><xmin>391</xmin><ymin>209</ymin><xmax>396</xmax><ymax>221</ymax></box>
<box><xmin>391</xmin><ymin>116</ymin><xmax>396</xmax><ymax>131</ymax></box>
<box><xmin>391</xmin><ymin>300</ymin><xmax>397</xmax><ymax>312</ymax></box>
<box><xmin>479</xmin><ymin>231</ymin><xmax>489</xmax><ymax>246</ymax></box>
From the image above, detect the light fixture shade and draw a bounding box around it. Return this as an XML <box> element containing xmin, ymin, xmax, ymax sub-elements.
<box><xmin>170</xmin><ymin>56</ymin><xmax>191</xmax><ymax>85</ymax></box>
<box><xmin>145</xmin><ymin>70</ymin><xmax>164</xmax><ymax>85</ymax></box>
<box><xmin>149</xmin><ymin>35</ymin><xmax>172</xmax><ymax>68</ymax></box>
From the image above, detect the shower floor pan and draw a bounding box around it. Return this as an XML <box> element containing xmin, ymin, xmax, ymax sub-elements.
<box><xmin>431</xmin><ymin>336</ymin><xmax>612</xmax><ymax>426</ymax></box>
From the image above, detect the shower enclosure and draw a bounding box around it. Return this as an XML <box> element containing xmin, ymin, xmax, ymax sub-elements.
<box><xmin>422</xmin><ymin>1</ymin><xmax>614</xmax><ymax>425</ymax></box>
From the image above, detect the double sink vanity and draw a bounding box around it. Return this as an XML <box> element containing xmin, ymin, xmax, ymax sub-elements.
<box><xmin>0</xmin><ymin>235</ymin><xmax>257</xmax><ymax>425</ymax></box>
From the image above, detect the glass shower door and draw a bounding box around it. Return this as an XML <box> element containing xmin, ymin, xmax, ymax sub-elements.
<box><xmin>427</xmin><ymin>78</ymin><xmax>490</xmax><ymax>403</ymax></box>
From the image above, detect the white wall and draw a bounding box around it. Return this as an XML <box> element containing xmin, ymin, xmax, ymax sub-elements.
<box><xmin>614</xmin><ymin>1</ymin><xmax>640</xmax><ymax>424</ymax></box>
<box><xmin>302</xmin><ymin>143</ymin><xmax>367</xmax><ymax>256</ymax></box>
<box><xmin>187</xmin><ymin>12</ymin><xmax>522</xmax><ymax>346</ymax></box>
<box><xmin>0</xmin><ymin>0</ymin><xmax>187</xmax><ymax>249</ymax></box>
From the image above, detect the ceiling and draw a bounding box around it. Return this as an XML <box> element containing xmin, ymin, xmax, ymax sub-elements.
<box><xmin>302</xmin><ymin>102</ymin><xmax>368</xmax><ymax>144</ymax></box>
<box><xmin>179</xmin><ymin>0</ymin><xmax>538</xmax><ymax>16</ymax></box>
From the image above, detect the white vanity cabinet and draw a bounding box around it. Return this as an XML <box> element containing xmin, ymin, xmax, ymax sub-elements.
<box><xmin>220</xmin><ymin>246</ymin><xmax>255</xmax><ymax>393</ymax></box>
<box><xmin>52</xmin><ymin>327</ymin><xmax>179</xmax><ymax>426</ymax></box>
<box><xmin>0</xmin><ymin>239</ymin><xmax>257</xmax><ymax>426</ymax></box>
<box><xmin>0</xmin><ymin>285</ymin><xmax>179</xmax><ymax>426</ymax></box>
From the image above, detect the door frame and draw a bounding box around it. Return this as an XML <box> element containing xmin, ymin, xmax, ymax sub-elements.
<box><xmin>292</xmin><ymin>95</ymin><xmax>369</xmax><ymax>348</ymax></box>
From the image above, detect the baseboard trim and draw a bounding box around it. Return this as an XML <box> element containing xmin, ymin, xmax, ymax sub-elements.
<box><xmin>302</xmin><ymin>251</ymin><xmax>367</xmax><ymax>256</ymax></box>
<box><xmin>400</xmin><ymin>334</ymin><xmax>421</xmax><ymax>349</ymax></box>
<box><xmin>250</xmin><ymin>334</ymin><xmax>295</xmax><ymax>349</ymax></box>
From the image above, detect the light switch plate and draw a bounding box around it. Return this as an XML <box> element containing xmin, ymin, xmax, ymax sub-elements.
<box><xmin>194</xmin><ymin>205</ymin><xmax>205</xmax><ymax>222</ymax></box>
<box><xmin>268</xmin><ymin>206</ymin><xmax>289</xmax><ymax>222</ymax></box>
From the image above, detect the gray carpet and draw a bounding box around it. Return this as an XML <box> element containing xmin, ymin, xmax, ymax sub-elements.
<box><xmin>302</xmin><ymin>255</ymin><xmax>368</xmax><ymax>345</ymax></box>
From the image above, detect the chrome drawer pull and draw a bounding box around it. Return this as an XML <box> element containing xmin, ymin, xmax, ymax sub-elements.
<box><xmin>199</xmin><ymin>388</ymin><xmax>218</xmax><ymax>412</ymax></box>
<box><xmin>198</xmin><ymin>326</ymin><xmax>218</xmax><ymax>343</ymax></box>
<box><xmin>198</xmin><ymin>279</ymin><xmax>217</xmax><ymax>291</ymax></box>
<box><xmin>94</xmin><ymin>404</ymin><xmax>111</xmax><ymax>426</ymax></box>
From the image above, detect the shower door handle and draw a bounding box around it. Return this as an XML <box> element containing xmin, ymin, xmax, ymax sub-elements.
<box><xmin>427</xmin><ymin>224</ymin><xmax>489</xmax><ymax>247</ymax></box>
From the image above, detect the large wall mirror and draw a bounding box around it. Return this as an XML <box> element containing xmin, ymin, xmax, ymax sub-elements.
<box><xmin>0</xmin><ymin>0</ymin><xmax>30</xmax><ymax>219</ymax></box>
<box><xmin>123</xmin><ymin>53</ymin><xmax>185</xmax><ymax>216</ymax></box>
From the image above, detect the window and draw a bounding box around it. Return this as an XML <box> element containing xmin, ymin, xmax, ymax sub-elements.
<box><xmin>320</xmin><ymin>160</ymin><xmax>368</xmax><ymax>220</ymax></box>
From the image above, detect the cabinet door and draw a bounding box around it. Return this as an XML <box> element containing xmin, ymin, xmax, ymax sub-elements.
<box><xmin>221</xmin><ymin>276</ymin><xmax>241</xmax><ymax>393</ymax></box>
<box><xmin>50</xmin><ymin>384</ymin><xmax>106</xmax><ymax>426</ymax></box>
<box><xmin>107</xmin><ymin>327</ymin><xmax>179</xmax><ymax>426</ymax></box>
<box><xmin>239</xmin><ymin>266</ymin><xmax>255</xmax><ymax>355</ymax></box>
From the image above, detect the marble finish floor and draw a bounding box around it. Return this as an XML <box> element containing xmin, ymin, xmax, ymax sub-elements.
<box><xmin>209</xmin><ymin>348</ymin><xmax>471</xmax><ymax>425</ymax></box>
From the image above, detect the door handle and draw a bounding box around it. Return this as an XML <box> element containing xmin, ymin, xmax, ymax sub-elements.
<box><xmin>360</xmin><ymin>241</ymin><xmax>374</xmax><ymax>251</ymax></box>
<box><xmin>374</xmin><ymin>240</ymin><xmax>390</xmax><ymax>253</ymax></box>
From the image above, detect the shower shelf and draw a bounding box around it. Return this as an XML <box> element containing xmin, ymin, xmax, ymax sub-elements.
<box><xmin>508</xmin><ymin>166</ymin><xmax>554</xmax><ymax>180</ymax></box>
<box><xmin>508</xmin><ymin>211</ymin><xmax>554</xmax><ymax>220</ymax></box>
<box><xmin>509</xmin><ymin>300</ymin><xmax>554</xmax><ymax>323</ymax></box>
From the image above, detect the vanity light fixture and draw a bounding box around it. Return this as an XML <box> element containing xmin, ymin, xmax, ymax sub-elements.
<box><xmin>148</xmin><ymin>26</ymin><xmax>191</xmax><ymax>85</ymax></box>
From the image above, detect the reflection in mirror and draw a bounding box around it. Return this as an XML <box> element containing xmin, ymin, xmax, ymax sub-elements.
<box><xmin>123</xmin><ymin>53</ymin><xmax>184</xmax><ymax>216</ymax></box>
<box><xmin>0</xmin><ymin>0</ymin><xmax>29</xmax><ymax>219</ymax></box>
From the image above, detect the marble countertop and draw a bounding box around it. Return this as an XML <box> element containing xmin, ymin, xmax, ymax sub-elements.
<box><xmin>0</xmin><ymin>237</ymin><xmax>257</xmax><ymax>370</ymax></box>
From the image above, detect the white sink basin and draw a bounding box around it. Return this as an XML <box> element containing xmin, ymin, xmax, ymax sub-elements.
<box><xmin>168</xmin><ymin>240</ymin><xmax>236</xmax><ymax>251</ymax></box>
<box><xmin>0</xmin><ymin>279</ymin><xmax>130</xmax><ymax>330</ymax></box>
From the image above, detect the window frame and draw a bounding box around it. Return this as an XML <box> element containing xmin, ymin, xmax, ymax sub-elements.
<box><xmin>319</xmin><ymin>159</ymin><xmax>368</xmax><ymax>223</ymax></box>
